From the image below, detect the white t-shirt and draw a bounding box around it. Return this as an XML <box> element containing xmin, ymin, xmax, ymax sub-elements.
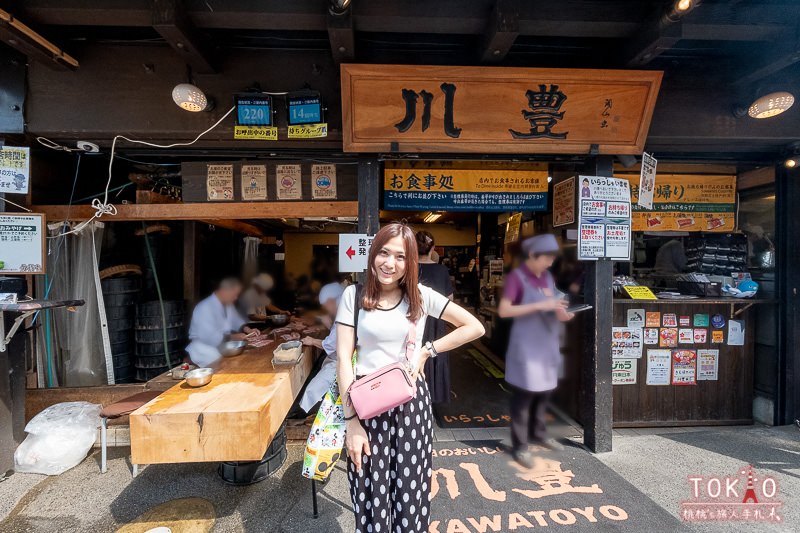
<box><xmin>335</xmin><ymin>284</ymin><xmax>449</xmax><ymax>376</ymax></box>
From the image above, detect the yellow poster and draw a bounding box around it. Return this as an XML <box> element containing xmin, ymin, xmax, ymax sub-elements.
<box><xmin>234</xmin><ymin>125</ymin><xmax>278</xmax><ymax>140</ymax></box>
<box><xmin>288</xmin><ymin>123</ymin><xmax>328</xmax><ymax>139</ymax></box>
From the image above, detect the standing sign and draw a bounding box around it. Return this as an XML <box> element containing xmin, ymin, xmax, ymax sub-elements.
<box><xmin>0</xmin><ymin>213</ymin><xmax>46</xmax><ymax>274</ymax></box>
<box><xmin>577</xmin><ymin>176</ymin><xmax>632</xmax><ymax>260</ymax></box>
<box><xmin>339</xmin><ymin>233</ymin><xmax>373</xmax><ymax>273</ymax></box>
<box><xmin>276</xmin><ymin>164</ymin><xmax>302</xmax><ymax>200</ymax></box>
<box><xmin>0</xmin><ymin>146</ymin><xmax>30</xmax><ymax>194</ymax></box>
<box><xmin>206</xmin><ymin>164</ymin><xmax>234</xmax><ymax>201</ymax></box>
<box><xmin>552</xmin><ymin>177</ymin><xmax>575</xmax><ymax>227</ymax></box>
<box><xmin>311</xmin><ymin>164</ymin><xmax>337</xmax><ymax>200</ymax></box>
<box><xmin>241</xmin><ymin>164</ymin><xmax>267</xmax><ymax>200</ymax></box>
<box><xmin>637</xmin><ymin>152</ymin><xmax>657</xmax><ymax>210</ymax></box>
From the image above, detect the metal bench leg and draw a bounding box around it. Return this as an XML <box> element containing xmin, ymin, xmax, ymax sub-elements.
<box><xmin>100</xmin><ymin>418</ymin><xmax>108</xmax><ymax>473</ymax></box>
<box><xmin>312</xmin><ymin>479</ymin><xmax>319</xmax><ymax>519</ymax></box>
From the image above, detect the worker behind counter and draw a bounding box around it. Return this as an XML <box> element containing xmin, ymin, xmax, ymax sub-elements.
<box><xmin>237</xmin><ymin>273</ymin><xmax>290</xmax><ymax>319</ymax></box>
<box><xmin>186</xmin><ymin>277</ymin><xmax>256</xmax><ymax>368</ymax></box>
<box><xmin>654</xmin><ymin>238</ymin><xmax>688</xmax><ymax>274</ymax></box>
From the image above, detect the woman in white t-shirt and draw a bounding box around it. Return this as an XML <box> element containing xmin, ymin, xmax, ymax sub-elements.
<box><xmin>336</xmin><ymin>222</ymin><xmax>485</xmax><ymax>533</ymax></box>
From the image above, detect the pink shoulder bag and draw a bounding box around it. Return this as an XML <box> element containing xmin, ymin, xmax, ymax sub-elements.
<box><xmin>346</xmin><ymin>288</ymin><xmax>418</xmax><ymax>420</ymax></box>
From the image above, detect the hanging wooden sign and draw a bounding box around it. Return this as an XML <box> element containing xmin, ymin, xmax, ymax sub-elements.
<box><xmin>341</xmin><ymin>64</ymin><xmax>662</xmax><ymax>155</ymax></box>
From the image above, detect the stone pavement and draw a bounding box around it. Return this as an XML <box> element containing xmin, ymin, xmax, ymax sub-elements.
<box><xmin>0</xmin><ymin>424</ymin><xmax>797</xmax><ymax>532</ymax></box>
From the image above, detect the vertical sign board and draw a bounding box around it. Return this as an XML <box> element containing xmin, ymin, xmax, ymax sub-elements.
<box><xmin>577</xmin><ymin>176</ymin><xmax>632</xmax><ymax>261</ymax></box>
<box><xmin>552</xmin><ymin>177</ymin><xmax>575</xmax><ymax>227</ymax></box>
<box><xmin>0</xmin><ymin>213</ymin><xmax>46</xmax><ymax>274</ymax></box>
<box><xmin>339</xmin><ymin>233</ymin><xmax>373</xmax><ymax>273</ymax></box>
<box><xmin>0</xmin><ymin>146</ymin><xmax>30</xmax><ymax>194</ymax></box>
<box><xmin>637</xmin><ymin>152</ymin><xmax>657</xmax><ymax>210</ymax></box>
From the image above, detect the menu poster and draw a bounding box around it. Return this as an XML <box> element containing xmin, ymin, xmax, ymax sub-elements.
<box><xmin>660</xmin><ymin>328</ymin><xmax>678</xmax><ymax>347</ymax></box>
<box><xmin>644</xmin><ymin>328</ymin><xmax>659</xmax><ymax>345</ymax></box>
<box><xmin>693</xmin><ymin>314</ymin><xmax>710</xmax><ymax>327</ymax></box>
<box><xmin>612</xmin><ymin>358</ymin><xmax>638</xmax><ymax>385</ymax></box>
<box><xmin>627</xmin><ymin>308</ymin><xmax>645</xmax><ymax>328</ymax></box>
<box><xmin>646</xmin><ymin>349</ymin><xmax>671</xmax><ymax>386</ymax></box>
<box><xmin>645</xmin><ymin>312</ymin><xmax>661</xmax><ymax>327</ymax></box>
<box><xmin>577</xmin><ymin>175</ymin><xmax>632</xmax><ymax>260</ymax></box>
<box><xmin>712</xmin><ymin>330</ymin><xmax>725</xmax><ymax>344</ymax></box>
<box><xmin>697</xmin><ymin>349</ymin><xmax>719</xmax><ymax>381</ymax></box>
<box><xmin>671</xmin><ymin>349</ymin><xmax>697</xmax><ymax>385</ymax></box>
<box><xmin>693</xmin><ymin>328</ymin><xmax>707</xmax><ymax>344</ymax></box>
<box><xmin>553</xmin><ymin>177</ymin><xmax>575</xmax><ymax>227</ymax></box>
<box><xmin>679</xmin><ymin>316</ymin><xmax>691</xmax><ymax>327</ymax></box>
<box><xmin>311</xmin><ymin>164</ymin><xmax>337</xmax><ymax>199</ymax></box>
<box><xmin>728</xmin><ymin>320</ymin><xmax>745</xmax><ymax>346</ymax></box>
<box><xmin>663</xmin><ymin>313</ymin><xmax>678</xmax><ymax>327</ymax></box>
<box><xmin>241</xmin><ymin>164</ymin><xmax>267</xmax><ymax>200</ymax></box>
<box><xmin>206</xmin><ymin>164</ymin><xmax>234</xmax><ymax>200</ymax></box>
<box><xmin>612</xmin><ymin>327</ymin><xmax>643</xmax><ymax>358</ymax></box>
<box><xmin>276</xmin><ymin>164</ymin><xmax>302</xmax><ymax>200</ymax></box>
<box><xmin>678</xmin><ymin>328</ymin><xmax>694</xmax><ymax>344</ymax></box>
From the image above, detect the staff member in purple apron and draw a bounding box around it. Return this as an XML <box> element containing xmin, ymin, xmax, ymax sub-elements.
<box><xmin>498</xmin><ymin>234</ymin><xmax>575</xmax><ymax>467</ymax></box>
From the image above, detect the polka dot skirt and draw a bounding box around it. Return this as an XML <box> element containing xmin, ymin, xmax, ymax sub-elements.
<box><xmin>347</xmin><ymin>376</ymin><xmax>433</xmax><ymax>533</ymax></box>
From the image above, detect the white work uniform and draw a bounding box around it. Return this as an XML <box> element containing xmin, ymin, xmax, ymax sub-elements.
<box><xmin>186</xmin><ymin>293</ymin><xmax>246</xmax><ymax>367</ymax></box>
<box><xmin>299</xmin><ymin>327</ymin><xmax>338</xmax><ymax>412</ymax></box>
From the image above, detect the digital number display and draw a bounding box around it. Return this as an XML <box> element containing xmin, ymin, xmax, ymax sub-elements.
<box><xmin>288</xmin><ymin>95</ymin><xmax>323</xmax><ymax>125</ymax></box>
<box><xmin>236</xmin><ymin>95</ymin><xmax>273</xmax><ymax>126</ymax></box>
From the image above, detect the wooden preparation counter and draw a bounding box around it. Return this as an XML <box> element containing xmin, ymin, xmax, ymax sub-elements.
<box><xmin>130</xmin><ymin>342</ymin><xmax>318</xmax><ymax>464</ymax></box>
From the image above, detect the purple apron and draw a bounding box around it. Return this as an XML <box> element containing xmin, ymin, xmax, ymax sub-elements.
<box><xmin>504</xmin><ymin>268</ymin><xmax>561</xmax><ymax>392</ymax></box>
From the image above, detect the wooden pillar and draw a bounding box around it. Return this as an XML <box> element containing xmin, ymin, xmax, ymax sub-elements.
<box><xmin>183</xmin><ymin>221</ymin><xmax>200</xmax><ymax>306</ymax></box>
<box><xmin>581</xmin><ymin>155</ymin><xmax>614</xmax><ymax>453</ymax></box>
<box><xmin>357</xmin><ymin>158</ymin><xmax>381</xmax><ymax>236</ymax></box>
<box><xmin>776</xmin><ymin>163</ymin><xmax>800</xmax><ymax>425</ymax></box>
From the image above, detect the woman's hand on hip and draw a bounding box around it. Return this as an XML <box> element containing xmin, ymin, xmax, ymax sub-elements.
<box><xmin>345</xmin><ymin>418</ymin><xmax>370</xmax><ymax>473</ymax></box>
<box><xmin>411</xmin><ymin>347</ymin><xmax>431</xmax><ymax>381</ymax></box>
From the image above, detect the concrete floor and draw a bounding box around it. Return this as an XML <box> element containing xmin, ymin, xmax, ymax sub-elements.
<box><xmin>0</xmin><ymin>424</ymin><xmax>797</xmax><ymax>532</ymax></box>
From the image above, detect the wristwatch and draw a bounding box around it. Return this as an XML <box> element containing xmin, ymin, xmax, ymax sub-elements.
<box><xmin>424</xmin><ymin>341</ymin><xmax>439</xmax><ymax>358</ymax></box>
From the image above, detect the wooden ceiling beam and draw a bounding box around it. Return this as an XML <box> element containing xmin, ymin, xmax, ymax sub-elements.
<box><xmin>625</xmin><ymin>20</ymin><xmax>682</xmax><ymax>67</ymax></box>
<box><xmin>327</xmin><ymin>9</ymin><xmax>354</xmax><ymax>64</ymax></box>
<box><xmin>152</xmin><ymin>0</ymin><xmax>216</xmax><ymax>74</ymax></box>
<box><xmin>198</xmin><ymin>218</ymin><xmax>264</xmax><ymax>237</ymax></box>
<box><xmin>0</xmin><ymin>8</ymin><xmax>78</xmax><ymax>70</ymax></box>
<box><xmin>733</xmin><ymin>34</ymin><xmax>800</xmax><ymax>87</ymax></box>
<box><xmin>479</xmin><ymin>0</ymin><xmax>519</xmax><ymax>64</ymax></box>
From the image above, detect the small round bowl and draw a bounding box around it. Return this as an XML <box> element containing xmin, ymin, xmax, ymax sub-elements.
<box><xmin>219</xmin><ymin>340</ymin><xmax>247</xmax><ymax>357</ymax></box>
<box><xmin>184</xmin><ymin>367</ymin><xmax>213</xmax><ymax>387</ymax></box>
<box><xmin>268</xmin><ymin>314</ymin><xmax>289</xmax><ymax>326</ymax></box>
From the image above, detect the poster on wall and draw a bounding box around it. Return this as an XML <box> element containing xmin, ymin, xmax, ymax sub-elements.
<box><xmin>241</xmin><ymin>164</ymin><xmax>267</xmax><ymax>200</ymax></box>
<box><xmin>697</xmin><ymin>349</ymin><xmax>719</xmax><ymax>380</ymax></box>
<box><xmin>637</xmin><ymin>152</ymin><xmax>657</xmax><ymax>209</ymax></box>
<box><xmin>728</xmin><ymin>320</ymin><xmax>745</xmax><ymax>346</ymax></box>
<box><xmin>671</xmin><ymin>349</ymin><xmax>697</xmax><ymax>385</ymax></box>
<box><xmin>644</xmin><ymin>328</ymin><xmax>659</xmax><ymax>345</ymax></box>
<box><xmin>646</xmin><ymin>349</ymin><xmax>671</xmax><ymax>386</ymax></box>
<box><xmin>659</xmin><ymin>328</ymin><xmax>678</xmax><ymax>347</ymax></box>
<box><xmin>553</xmin><ymin>177</ymin><xmax>575</xmax><ymax>227</ymax></box>
<box><xmin>0</xmin><ymin>213</ymin><xmax>46</xmax><ymax>275</ymax></box>
<box><xmin>678</xmin><ymin>328</ymin><xmax>694</xmax><ymax>344</ymax></box>
<box><xmin>646</xmin><ymin>312</ymin><xmax>661</xmax><ymax>327</ymax></box>
<box><xmin>693</xmin><ymin>328</ymin><xmax>708</xmax><ymax>343</ymax></box>
<box><xmin>206</xmin><ymin>164</ymin><xmax>234</xmax><ymax>200</ymax></box>
<box><xmin>612</xmin><ymin>359</ymin><xmax>637</xmax><ymax>385</ymax></box>
<box><xmin>577</xmin><ymin>176</ymin><xmax>632</xmax><ymax>260</ymax></box>
<box><xmin>311</xmin><ymin>164</ymin><xmax>337</xmax><ymax>199</ymax></box>
<box><xmin>612</xmin><ymin>327</ymin><xmax>643</xmax><ymax>358</ymax></box>
<box><xmin>0</xmin><ymin>146</ymin><xmax>30</xmax><ymax>194</ymax></box>
<box><xmin>627</xmin><ymin>309</ymin><xmax>645</xmax><ymax>328</ymax></box>
<box><xmin>276</xmin><ymin>164</ymin><xmax>302</xmax><ymax>200</ymax></box>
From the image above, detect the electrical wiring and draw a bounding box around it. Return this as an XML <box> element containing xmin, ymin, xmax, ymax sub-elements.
<box><xmin>1</xmin><ymin>196</ymin><xmax>32</xmax><ymax>212</ymax></box>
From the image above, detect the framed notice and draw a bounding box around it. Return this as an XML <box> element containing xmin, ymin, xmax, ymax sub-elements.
<box><xmin>206</xmin><ymin>164</ymin><xmax>234</xmax><ymax>200</ymax></box>
<box><xmin>646</xmin><ymin>349</ymin><xmax>671</xmax><ymax>386</ymax></box>
<box><xmin>553</xmin><ymin>177</ymin><xmax>575</xmax><ymax>227</ymax></box>
<box><xmin>0</xmin><ymin>213</ymin><xmax>46</xmax><ymax>274</ymax></box>
<box><xmin>311</xmin><ymin>164</ymin><xmax>337</xmax><ymax>200</ymax></box>
<box><xmin>577</xmin><ymin>176</ymin><xmax>631</xmax><ymax>260</ymax></box>
<box><xmin>241</xmin><ymin>164</ymin><xmax>267</xmax><ymax>200</ymax></box>
<box><xmin>671</xmin><ymin>349</ymin><xmax>697</xmax><ymax>385</ymax></box>
<box><xmin>276</xmin><ymin>164</ymin><xmax>302</xmax><ymax>200</ymax></box>
<box><xmin>612</xmin><ymin>358</ymin><xmax>637</xmax><ymax>385</ymax></box>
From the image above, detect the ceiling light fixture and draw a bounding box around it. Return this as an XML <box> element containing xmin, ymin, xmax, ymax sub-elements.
<box><xmin>786</xmin><ymin>157</ymin><xmax>798</xmax><ymax>169</ymax></box>
<box><xmin>329</xmin><ymin>0</ymin><xmax>353</xmax><ymax>16</ymax></box>
<box><xmin>748</xmin><ymin>91</ymin><xmax>795</xmax><ymax>119</ymax></box>
<box><xmin>664</xmin><ymin>0</ymin><xmax>700</xmax><ymax>22</ymax></box>
<box><xmin>172</xmin><ymin>83</ymin><xmax>214</xmax><ymax>112</ymax></box>
<box><xmin>423</xmin><ymin>212</ymin><xmax>443</xmax><ymax>223</ymax></box>
<box><xmin>782</xmin><ymin>141</ymin><xmax>800</xmax><ymax>168</ymax></box>
<box><xmin>676</xmin><ymin>0</ymin><xmax>693</xmax><ymax>11</ymax></box>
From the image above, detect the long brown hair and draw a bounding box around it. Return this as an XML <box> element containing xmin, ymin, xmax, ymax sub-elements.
<box><xmin>362</xmin><ymin>222</ymin><xmax>424</xmax><ymax>321</ymax></box>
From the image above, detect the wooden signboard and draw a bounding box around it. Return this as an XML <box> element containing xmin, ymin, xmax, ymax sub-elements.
<box><xmin>341</xmin><ymin>64</ymin><xmax>663</xmax><ymax>155</ymax></box>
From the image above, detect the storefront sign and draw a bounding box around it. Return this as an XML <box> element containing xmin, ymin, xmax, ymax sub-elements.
<box><xmin>384</xmin><ymin>162</ymin><xmax>548</xmax><ymax>212</ymax></box>
<box><xmin>621</xmin><ymin>173</ymin><xmax>737</xmax><ymax>232</ymax></box>
<box><xmin>637</xmin><ymin>152</ymin><xmax>657</xmax><ymax>209</ymax></box>
<box><xmin>241</xmin><ymin>164</ymin><xmax>267</xmax><ymax>200</ymax></box>
<box><xmin>552</xmin><ymin>177</ymin><xmax>575</xmax><ymax>227</ymax></box>
<box><xmin>626</xmin><ymin>308</ymin><xmax>645</xmax><ymax>328</ymax></box>
<box><xmin>0</xmin><ymin>213</ymin><xmax>45</xmax><ymax>274</ymax></box>
<box><xmin>311</xmin><ymin>164</ymin><xmax>337</xmax><ymax>200</ymax></box>
<box><xmin>577</xmin><ymin>176</ymin><xmax>631</xmax><ymax>260</ymax></box>
<box><xmin>623</xmin><ymin>286</ymin><xmax>657</xmax><ymax>300</ymax></box>
<box><xmin>505</xmin><ymin>213</ymin><xmax>522</xmax><ymax>243</ymax></box>
<box><xmin>206</xmin><ymin>164</ymin><xmax>234</xmax><ymax>200</ymax></box>
<box><xmin>612</xmin><ymin>358</ymin><xmax>637</xmax><ymax>385</ymax></box>
<box><xmin>275</xmin><ymin>164</ymin><xmax>302</xmax><ymax>200</ymax></box>
<box><xmin>234</xmin><ymin>125</ymin><xmax>278</xmax><ymax>140</ymax></box>
<box><xmin>646</xmin><ymin>349</ymin><xmax>671</xmax><ymax>385</ymax></box>
<box><xmin>339</xmin><ymin>233</ymin><xmax>373</xmax><ymax>272</ymax></box>
<box><xmin>341</xmin><ymin>64</ymin><xmax>662</xmax><ymax>154</ymax></box>
<box><xmin>697</xmin><ymin>349</ymin><xmax>719</xmax><ymax>380</ymax></box>
<box><xmin>0</xmin><ymin>146</ymin><xmax>30</xmax><ymax>194</ymax></box>
<box><xmin>671</xmin><ymin>349</ymin><xmax>697</xmax><ymax>385</ymax></box>
<box><xmin>287</xmin><ymin>123</ymin><xmax>328</xmax><ymax>139</ymax></box>
<box><xmin>612</xmin><ymin>327</ymin><xmax>643</xmax><ymax>358</ymax></box>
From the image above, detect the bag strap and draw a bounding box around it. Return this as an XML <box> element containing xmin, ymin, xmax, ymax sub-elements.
<box><xmin>353</xmin><ymin>283</ymin><xmax>362</xmax><ymax>343</ymax></box>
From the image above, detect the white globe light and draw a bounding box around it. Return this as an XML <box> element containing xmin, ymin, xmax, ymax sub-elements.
<box><xmin>748</xmin><ymin>91</ymin><xmax>795</xmax><ymax>119</ymax></box>
<box><xmin>172</xmin><ymin>83</ymin><xmax>208</xmax><ymax>112</ymax></box>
